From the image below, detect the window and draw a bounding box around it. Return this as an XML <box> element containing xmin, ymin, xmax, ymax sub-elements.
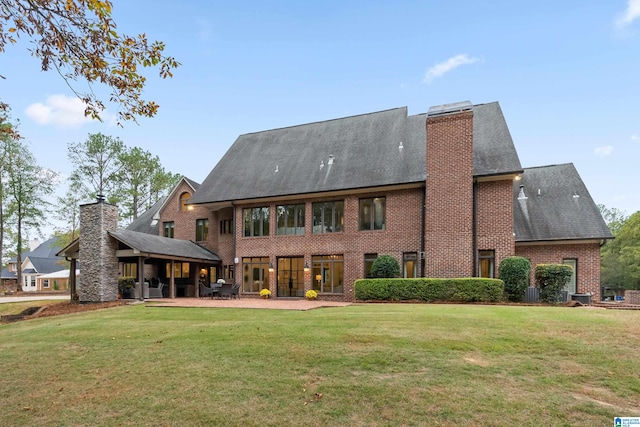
<box><xmin>364</xmin><ymin>253</ymin><xmax>378</xmax><ymax>278</ymax></box>
<box><xmin>43</xmin><ymin>279</ymin><xmax>50</xmax><ymax>288</ymax></box>
<box><xmin>220</xmin><ymin>219</ymin><xmax>233</xmax><ymax>235</ymax></box>
<box><xmin>163</xmin><ymin>221</ymin><xmax>174</xmax><ymax>238</ymax></box>
<box><xmin>196</xmin><ymin>219</ymin><xmax>209</xmax><ymax>241</ymax></box>
<box><xmin>243</xmin><ymin>207</ymin><xmax>269</xmax><ymax>237</ymax></box>
<box><xmin>242</xmin><ymin>257</ymin><xmax>270</xmax><ymax>293</ymax></box>
<box><xmin>166</xmin><ymin>262</ymin><xmax>189</xmax><ymax>279</ymax></box>
<box><xmin>563</xmin><ymin>259</ymin><xmax>577</xmax><ymax>294</ymax></box>
<box><xmin>478</xmin><ymin>250</ymin><xmax>495</xmax><ymax>278</ymax></box>
<box><xmin>30</xmin><ymin>276</ymin><xmax>36</xmax><ymax>287</ymax></box>
<box><xmin>180</xmin><ymin>192</ymin><xmax>191</xmax><ymax>212</ymax></box>
<box><xmin>312</xmin><ymin>201</ymin><xmax>344</xmax><ymax>234</ymax></box>
<box><xmin>359</xmin><ymin>197</ymin><xmax>386</xmax><ymax>230</ymax></box>
<box><xmin>403</xmin><ymin>252</ymin><xmax>418</xmax><ymax>278</ymax></box>
<box><xmin>123</xmin><ymin>263</ymin><xmax>138</xmax><ymax>278</ymax></box>
<box><xmin>312</xmin><ymin>255</ymin><xmax>344</xmax><ymax>294</ymax></box>
<box><xmin>277</xmin><ymin>204</ymin><xmax>305</xmax><ymax>235</ymax></box>
<box><xmin>223</xmin><ymin>264</ymin><xmax>235</xmax><ymax>281</ymax></box>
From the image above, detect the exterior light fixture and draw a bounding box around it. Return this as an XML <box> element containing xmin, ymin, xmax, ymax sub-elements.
<box><xmin>269</xmin><ymin>263</ymin><xmax>274</xmax><ymax>273</ymax></box>
<box><xmin>304</xmin><ymin>262</ymin><xmax>310</xmax><ymax>272</ymax></box>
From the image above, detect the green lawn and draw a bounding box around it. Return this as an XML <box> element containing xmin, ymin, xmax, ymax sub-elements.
<box><xmin>1</xmin><ymin>303</ymin><xmax>639</xmax><ymax>426</ymax></box>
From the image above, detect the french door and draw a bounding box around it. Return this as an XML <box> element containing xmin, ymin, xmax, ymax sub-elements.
<box><xmin>277</xmin><ymin>257</ymin><xmax>304</xmax><ymax>297</ymax></box>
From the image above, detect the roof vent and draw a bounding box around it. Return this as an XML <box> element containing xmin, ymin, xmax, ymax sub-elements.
<box><xmin>517</xmin><ymin>185</ymin><xmax>527</xmax><ymax>200</ymax></box>
<box><xmin>320</xmin><ymin>160</ymin><xmax>324</xmax><ymax>169</ymax></box>
<box><xmin>275</xmin><ymin>165</ymin><xmax>279</xmax><ymax>173</ymax></box>
<box><xmin>328</xmin><ymin>155</ymin><xmax>334</xmax><ymax>165</ymax></box>
<box><xmin>399</xmin><ymin>141</ymin><xmax>404</xmax><ymax>151</ymax></box>
<box><xmin>537</xmin><ymin>188</ymin><xmax>541</xmax><ymax>196</ymax></box>
<box><xmin>573</xmin><ymin>192</ymin><xmax>579</xmax><ymax>199</ymax></box>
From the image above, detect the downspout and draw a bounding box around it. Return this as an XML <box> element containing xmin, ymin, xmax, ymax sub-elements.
<box><xmin>420</xmin><ymin>183</ymin><xmax>426</xmax><ymax>277</ymax></box>
<box><xmin>232</xmin><ymin>202</ymin><xmax>237</xmax><ymax>285</ymax></box>
<box><xmin>472</xmin><ymin>180</ymin><xmax>478</xmax><ymax>277</ymax></box>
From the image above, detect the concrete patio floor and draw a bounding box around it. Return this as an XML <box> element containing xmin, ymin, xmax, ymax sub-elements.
<box><xmin>144</xmin><ymin>297</ymin><xmax>351</xmax><ymax>311</ymax></box>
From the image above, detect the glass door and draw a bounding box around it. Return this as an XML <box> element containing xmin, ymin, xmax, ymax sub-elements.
<box><xmin>277</xmin><ymin>257</ymin><xmax>304</xmax><ymax>297</ymax></box>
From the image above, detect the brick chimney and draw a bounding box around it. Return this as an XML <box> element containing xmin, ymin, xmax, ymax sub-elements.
<box><xmin>78</xmin><ymin>196</ymin><xmax>119</xmax><ymax>302</ymax></box>
<box><xmin>424</xmin><ymin>101</ymin><xmax>474</xmax><ymax>277</ymax></box>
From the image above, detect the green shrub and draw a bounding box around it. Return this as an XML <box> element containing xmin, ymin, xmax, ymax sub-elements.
<box><xmin>370</xmin><ymin>255</ymin><xmax>401</xmax><ymax>278</ymax></box>
<box><xmin>118</xmin><ymin>276</ymin><xmax>136</xmax><ymax>295</ymax></box>
<box><xmin>499</xmin><ymin>256</ymin><xmax>531</xmax><ymax>302</ymax></box>
<box><xmin>354</xmin><ymin>278</ymin><xmax>504</xmax><ymax>303</ymax></box>
<box><xmin>535</xmin><ymin>264</ymin><xmax>573</xmax><ymax>303</ymax></box>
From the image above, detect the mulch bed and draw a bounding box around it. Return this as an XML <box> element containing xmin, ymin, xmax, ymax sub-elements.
<box><xmin>24</xmin><ymin>300</ymin><xmax>129</xmax><ymax>320</ymax></box>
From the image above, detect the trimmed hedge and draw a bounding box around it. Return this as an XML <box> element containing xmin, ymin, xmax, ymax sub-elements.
<box><xmin>354</xmin><ymin>278</ymin><xmax>504</xmax><ymax>302</ymax></box>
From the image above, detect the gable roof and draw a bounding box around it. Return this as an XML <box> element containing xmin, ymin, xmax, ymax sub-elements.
<box><xmin>24</xmin><ymin>257</ymin><xmax>67</xmax><ymax>275</ymax></box>
<box><xmin>513</xmin><ymin>163</ymin><xmax>612</xmax><ymax>242</ymax></box>
<box><xmin>110</xmin><ymin>230</ymin><xmax>220</xmax><ymax>262</ymax></box>
<box><xmin>126</xmin><ymin>176</ymin><xmax>200</xmax><ymax>235</ymax></box>
<box><xmin>189</xmin><ymin>101</ymin><xmax>522</xmax><ymax>205</ymax></box>
<box><xmin>8</xmin><ymin>236</ymin><xmax>64</xmax><ymax>263</ymax></box>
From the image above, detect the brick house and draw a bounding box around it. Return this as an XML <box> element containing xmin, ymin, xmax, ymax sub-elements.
<box><xmin>63</xmin><ymin>100</ymin><xmax>611</xmax><ymax>302</ymax></box>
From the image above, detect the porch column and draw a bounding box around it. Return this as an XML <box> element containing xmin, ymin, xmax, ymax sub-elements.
<box><xmin>170</xmin><ymin>260</ymin><xmax>175</xmax><ymax>299</ymax></box>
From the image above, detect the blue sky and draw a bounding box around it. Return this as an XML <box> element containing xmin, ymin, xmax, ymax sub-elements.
<box><xmin>2</xmin><ymin>0</ymin><xmax>640</xmax><ymax>237</ymax></box>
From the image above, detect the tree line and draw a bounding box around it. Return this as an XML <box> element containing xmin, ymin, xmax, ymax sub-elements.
<box><xmin>599</xmin><ymin>205</ymin><xmax>640</xmax><ymax>291</ymax></box>
<box><xmin>1</xmin><ymin>109</ymin><xmax>179</xmax><ymax>288</ymax></box>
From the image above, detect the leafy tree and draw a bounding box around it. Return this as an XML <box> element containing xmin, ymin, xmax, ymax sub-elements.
<box><xmin>0</xmin><ymin>110</ymin><xmax>18</xmax><ymax>268</ymax></box>
<box><xmin>499</xmin><ymin>256</ymin><xmax>531</xmax><ymax>302</ymax></box>
<box><xmin>117</xmin><ymin>146</ymin><xmax>160</xmax><ymax>221</ymax></box>
<box><xmin>0</xmin><ymin>0</ymin><xmax>179</xmax><ymax>130</ymax></box>
<box><xmin>68</xmin><ymin>133</ymin><xmax>124</xmax><ymax>202</ymax></box>
<box><xmin>597</xmin><ymin>204</ymin><xmax>628</xmax><ymax>236</ymax></box>
<box><xmin>370</xmin><ymin>255</ymin><xmax>401</xmax><ymax>278</ymax></box>
<box><xmin>598</xmin><ymin>205</ymin><xmax>637</xmax><ymax>290</ymax></box>
<box><xmin>53</xmin><ymin>178</ymin><xmax>83</xmax><ymax>242</ymax></box>
<box><xmin>4</xmin><ymin>140</ymin><xmax>57</xmax><ymax>289</ymax></box>
<box><xmin>603</xmin><ymin>211</ymin><xmax>640</xmax><ymax>290</ymax></box>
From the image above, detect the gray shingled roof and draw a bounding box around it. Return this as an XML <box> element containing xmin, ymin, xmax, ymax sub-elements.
<box><xmin>126</xmin><ymin>196</ymin><xmax>166</xmax><ymax>234</ymax></box>
<box><xmin>26</xmin><ymin>257</ymin><xmax>67</xmax><ymax>274</ymax></box>
<box><xmin>513</xmin><ymin>163</ymin><xmax>612</xmax><ymax>242</ymax></box>
<box><xmin>109</xmin><ymin>230</ymin><xmax>221</xmax><ymax>262</ymax></box>
<box><xmin>190</xmin><ymin>102</ymin><xmax>521</xmax><ymax>205</ymax></box>
<box><xmin>473</xmin><ymin>102</ymin><xmax>522</xmax><ymax>176</ymax></box>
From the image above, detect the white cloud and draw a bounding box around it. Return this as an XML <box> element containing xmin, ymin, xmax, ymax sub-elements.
<box><xmin>594</xmin><ymin>145</ymin><xmax>614</xmax><ymax>157</ymax></box>
<box><xmin>25</xmin><ymin>94</ymin><xmax>115</xmax><ymax>128</ymax></box>
<box><xmin>631</xmin><ymin>134</ymin><xmax>640</xmax><ymax>142</ymax></box>
<box><xmin>616</xmin><ymin>0</ymin><xmax>640</xmax><ymax>28</ymax></box>
<box><xmin>423</xmin><ymin>54</ymin><xmax>480</xmax><ymax>83</ymax></box>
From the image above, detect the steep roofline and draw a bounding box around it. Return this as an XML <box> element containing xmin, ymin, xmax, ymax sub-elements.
<box><xmin>238</xmin><ymin>107</ymin><xmax>411</xmax><ymax>137</ymax></box>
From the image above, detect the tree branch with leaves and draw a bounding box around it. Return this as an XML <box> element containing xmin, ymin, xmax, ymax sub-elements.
<box><xmin>0</xmin><ymin>0</ymin><xmax>179</xmax><ymax>131</ymax></box>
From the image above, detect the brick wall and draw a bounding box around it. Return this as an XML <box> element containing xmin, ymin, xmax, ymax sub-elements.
<box><xmin>424</xmin><ymin>110</ymin><xmax>474</xmax><ymax>277</ymax></box>
<box><xmin>515</xmin><ymin>242</ymin><xmax>602</xmax><ymax>295</ymax></box>
<box><xmin>477</xmin><ymin>179</ymin><xmax>516</xmax><ymax>273</ymax></box>
<box><xmin>159</xmin><ymin>180</ymin><xmax>214</xmax><ymax>246</ymax></box>
<box><xmin>234</xmin><ymin>188</ymin><xmax>423</xmax><ymax>301</ymax></box>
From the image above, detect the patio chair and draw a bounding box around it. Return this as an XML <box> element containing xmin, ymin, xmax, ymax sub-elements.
<box><xmin>200</xmin><ymin>283</ymin><xmax>214</xmax><ymax>298</ymax></box>
<box><xmin>218</xmin><ymin>284</ymin><xmax>233</xmax><ymax>299</ymax></box>
<box><xmin>230</xmin><ymin>284</ymin><xmax>240</xmax><ymax>299</ymax></box>
<box><xmin>148</xmin><ymin>281</ymin><xmax>164</xmax><ymax>298</ymax></box>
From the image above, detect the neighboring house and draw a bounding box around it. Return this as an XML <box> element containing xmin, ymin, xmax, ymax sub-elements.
<box><xmin>37</xmin><ymin>269</ymin><xmax>80</xmax><ymax>292</ymax></box>
<box><xmin>1</xmin><ymin>237</ymin><xmax>68</xmax><ymax>292</ymax></box>
<box><xmin>63</xmin><ymin>100</ymin><xmax>612</xmax><ymax>303</ymax></box>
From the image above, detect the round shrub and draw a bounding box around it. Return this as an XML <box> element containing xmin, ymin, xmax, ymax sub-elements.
<box><xmin>370</xmin><ymin>255</ymin><xmax>401</xmax><ymax>278</ymax></box>
<box><xmin>499</xmin><ymin>256</ymin><xmax>531</xmax><ymax>302</ymax></box>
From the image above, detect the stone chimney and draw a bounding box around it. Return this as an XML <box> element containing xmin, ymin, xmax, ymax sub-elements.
<box><xmin>424</xmin><ymin>101</ymin><xmax>474</xmax><ymax>277</ymax></box>
<box><xmin>78</xmin><ymin>196</ymin><xmax>119</xmax><ymax>302</ymax></box>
